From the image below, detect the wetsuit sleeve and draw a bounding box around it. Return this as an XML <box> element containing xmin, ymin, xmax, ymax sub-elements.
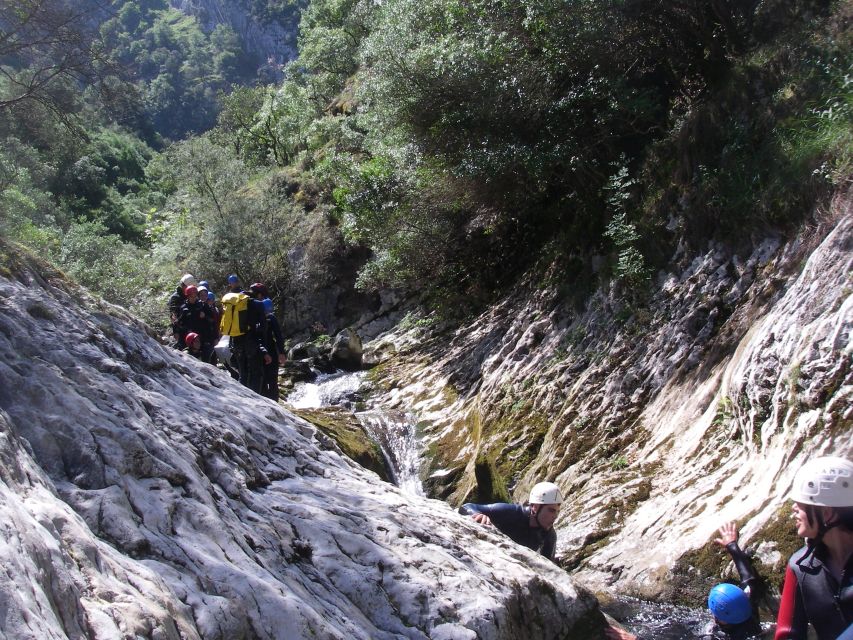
<box><xmin>271</xmin><ymin>316</ymin><xmax>284</xmax><ymax>353</ymax></box>
<box><xmin>774</xmin><ymin>565</ymin><xmax>808</xmax><ymax>640</ymax></box>
<box><xmin>458</xmin><ymin>503</ymin><xmax>519</xmax><ymax>528</ymax></box>
<box><xmin>726</xmin><ymin>542</ymin><xmax>759</xmax><ymax>590</ymax></box>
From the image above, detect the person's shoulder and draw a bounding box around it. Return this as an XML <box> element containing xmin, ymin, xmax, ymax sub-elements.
<box><xmin>788</xmin><ymin>543</ymin><xmax>811</xmax><ymax>567</ymax></box>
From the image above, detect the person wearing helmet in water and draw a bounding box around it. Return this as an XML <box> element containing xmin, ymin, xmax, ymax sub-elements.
<box><xmin>775</xmin><ymin>456</ymin><xmax>853</xmax><ymax>640</ymax></box>
<box><xmin>702</xmin><ymin>521</ymin><xmax>766</xmax><ymax>639</ymax></box>
<box><xmin>459</xmin><ymin>481</ymin><xmax>563</xmax><ymax>561</ymax></box>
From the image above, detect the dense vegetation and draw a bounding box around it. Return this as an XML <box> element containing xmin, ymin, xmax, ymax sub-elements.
<box><xmin>1</xmin><ymin>0</ymin><xmax>850</xmax><ymax>331</ymax></box>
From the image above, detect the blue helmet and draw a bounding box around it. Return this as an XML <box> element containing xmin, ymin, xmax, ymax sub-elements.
<box><xmin>208</xmin><ymin>292</ymin><xmax>215</xmax><ymax>301</ymax></box>
<box><xmin>227</xmin><ymin>274</ymin><xmax>239</xmax><ymax>284</ymax></box>
<box><xmin>263</xmin><ymin>298</ymin><xmax>273</xmax><ymax>314</ymax></box>
<box><xmin>708</xmin><ymin>583</ymin><xmax>751</xmax><ymax>624</ymax></box>
<box><xmin>199</xmin><ymin>280</ymin><xmax>209</xmax><ymax>288</ymax></box>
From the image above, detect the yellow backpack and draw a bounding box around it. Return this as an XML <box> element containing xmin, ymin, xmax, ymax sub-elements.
<box><xmin>220</xmin><ymin>292</ymin><xmax>250</xmax><ymax>336</ymax></box>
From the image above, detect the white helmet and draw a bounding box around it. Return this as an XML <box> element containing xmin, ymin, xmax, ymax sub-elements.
<box><xmin>180</xmin><ymin>273</ymin><xmax>197</xmax><ymax>287</ymax></box>
<box><xmin>530</xmin><ymin>481</ymin><xmax>564</xmax><ymax>505</ymax></box>
<box><xmin>790</xmin><ymin>456</ymin><xmax>853</xmax><ymax>507</ymax></box>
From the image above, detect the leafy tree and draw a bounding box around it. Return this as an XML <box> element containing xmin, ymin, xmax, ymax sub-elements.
<box><xmin>153</xmin><ymin>135</ymin><xmax>297</xmax><ymax>293</ymax></box>
<box><xmin>0</xmin><ymin>0</ymin><xmax>118</xmax><ymax>129</ymax></box>
<box><xmin>297</xmin><ymin>0</ymin><xmax>373</xmax><ymax>104</ymax></box>
<box><xmin>213</xmin><ymin>85</ymin><xmax>272</xmax><ymax>163</ymax></box>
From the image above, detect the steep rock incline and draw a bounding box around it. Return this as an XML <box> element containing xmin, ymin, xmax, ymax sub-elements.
<box><xmin>0</xmin><ymin>250</ymin><xmax>602</xmax><ymax>639</ymax></box>
<box><xmin>369</xmin><ymin>189</ymin><xmax>852</xmax><ymax>597</ymax></box>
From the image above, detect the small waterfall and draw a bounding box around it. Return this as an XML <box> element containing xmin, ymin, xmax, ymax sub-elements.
<box><xmin>286</xmin><ymin>371</ymin><xmax>424</xmax><ymax>495</ymax></box>
<box><xmin>356</xmin><ymin>410</ymin><xmax>424</xmax><ymax>496</ymax></box>
<box><xmin>286</xmin><ymin>371</ymin><xmax>367</xmax><ymax>409</ymax></box>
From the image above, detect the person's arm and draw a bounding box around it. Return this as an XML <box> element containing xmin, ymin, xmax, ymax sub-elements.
<box><xmin>459</xmin><ymin>502</ymin><xmax>518</xmax><ymax>528</ymax></box>
<box><xmin>714</xmin><ymin>522</ymin><xmax>759</xmax><ymax>591</ymax></box>
<box><xmin>541</xmin><ymin>528</ymin><xmax>557</xmax><ymax>561</ymax></box>
<box><xmin>774</xmin><ymin>565</ymin><xmax>808</xmax><ymax>640</ymax></box>
<box><xmin>270</xmin><ymin>316</ymin><xmax>286</xmax><ymax>364</ymax></box>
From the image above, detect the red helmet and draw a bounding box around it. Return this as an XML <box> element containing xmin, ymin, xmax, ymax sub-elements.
<box><xmin>184</xmin><ymin>285</ymin><xmax>198</xmax><ymax>297</ymax></box>
<box><xmin>249</xmin><ymin>282</ymin><xmax>268</xmax><ymax>298</ymax></box>
<box><xmin>184</xmin><ymin>332</ymin><xmax>199</xmax><ymax>347</ymax></box>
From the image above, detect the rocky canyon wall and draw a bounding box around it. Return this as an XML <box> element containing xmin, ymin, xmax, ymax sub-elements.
<box><xmin>365</xmin><ymin>188</ymin><xmax>852</xmax><ymax>599</ymax></box>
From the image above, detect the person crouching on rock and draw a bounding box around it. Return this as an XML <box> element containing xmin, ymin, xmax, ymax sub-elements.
<box><xmin>461</xmin><ymin>482</ymin><xmax>637</xmax><ymax>640</ymax></box>
<box><xmin>459</xmin><ymin>481</ymin><xmax>563</xmax><ymax>562</ymax></box>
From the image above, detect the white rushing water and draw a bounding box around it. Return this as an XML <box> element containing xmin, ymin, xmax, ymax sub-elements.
<box><xmin>286</xmin><ymin>371</ymin><xmax>424</xmax><ymax>495</ymax></box>
<box><xmin>286</xmin><ymin>371</ymin><xmax>367</xmax><ymax>408</ymax></box>
<box><xmin>357</xmin><ymin>410</ymin><xmax>425</xmax><ymax>497</ymax></box>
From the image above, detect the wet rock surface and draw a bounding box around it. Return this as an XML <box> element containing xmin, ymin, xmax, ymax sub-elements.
<box><xmin>364</xmin><ymin>189</ymin><xmax>853</xmax><ymax>598</ymax></box>
<box><xmin>0</xmin><ymin>247</ymin><xmax>604</xmax><ymax>639</ymax></box>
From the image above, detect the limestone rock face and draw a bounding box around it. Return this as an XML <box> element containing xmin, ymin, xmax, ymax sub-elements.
<box><xmin>170</xmin><ymin>0</ymin><xmax>298</xmax><ymax>66</ymax></box>
<box><xmin>365</xmin><ymin>189</ymin><xmax>853</xmax><ymax>597</ymax></box>
<box><xmin>0</xmin><ymin>249</ymin><xmax>602</xmax><ymax>639</ymax></box>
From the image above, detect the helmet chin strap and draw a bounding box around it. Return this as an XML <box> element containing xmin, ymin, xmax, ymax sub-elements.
<box><xmin>800</xmin><ymin>511</ymin><xmax>840</xmax><ymax>565</ymax></box>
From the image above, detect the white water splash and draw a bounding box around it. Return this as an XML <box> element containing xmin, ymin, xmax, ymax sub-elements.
<box><xmin>286</xmin><ymin>372</ymin><xmax>424</xmax><ymax>495</ymax></box>
<box><xmin>357</xmin><ymin>409</ymin><xmax>424</xmax><ymax>496</ymax></box>
<box><xmin>286</xmin><ymin>371</ymin><xmax>367</xmax><ymax>408</ymax></box>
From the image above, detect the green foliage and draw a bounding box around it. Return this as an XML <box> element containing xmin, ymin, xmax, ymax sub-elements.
<box><xmin>57</xmin><ymin>220</ymin><xmax>172</xmax><ymax>328</ymax></box>
<box><xmin>153</xmin><ymin>135</ymin><xmax>298</xmax><ymax>294</ymax></box>
<box><xmin>99</xmin><ymin>5</ymin><xmax>251</xmax><ymax>141</ymax></box>
<box><xmin>636</xmin><ymin>5</ymin><xmax>852</xmax><ymax>248</ymax></box>
<box><xmin>610</xmin><ymin>456</ymin><xmax>629</xmax><ymax>471</ymax></box>
<box><xmin>297</xmin><ymin>0</ymin><xmax>373</xmax><ymax>103</ymax></box>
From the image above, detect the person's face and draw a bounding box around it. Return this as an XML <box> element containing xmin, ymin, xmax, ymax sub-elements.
<box><xmin>532</xmin><ymin>503</ymin><xmax>561</xmax><ymax>530</ymax></box>
<box><xmin>189</xmin><ymin>336</ymin><xmax>201</xmax><ymax>351</ymax></box>
<box><xmin>793</xmin><ymin>502</ymin><xmax>820</xmax><ymax>538</ymax></box>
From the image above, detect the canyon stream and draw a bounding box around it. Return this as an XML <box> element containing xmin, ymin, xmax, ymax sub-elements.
<box><xmin>284</xmin><ymin>371</ymin><xmax>775</xmax><ymax>639</ymax></box>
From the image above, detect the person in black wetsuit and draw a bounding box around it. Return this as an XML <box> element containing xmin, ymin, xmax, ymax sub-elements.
<box><xmin>702</xmin><ymin>521</ymin><xmax>767</xmax><ymax>639</ymax></box>
<box><xmin>260</xmin><ymin>297</ymin><xmax>285</xmax><ymax>400</ymax></box>
<box><xmin>461</xmin><ymin>482</ymin><xmax>638</xmax><ymax>640</ymax></box>
<box><xmin>459</xmin><ymin>481</ymin><xmax>563</xmax><ymax>562</ymax></box>
<box><xmin>177</xmin><ymin>285</ymin><xmax>215</xmax><ymax>362</ymax></box>
<box><xmin>775</xmin><ymin>456</ymin><xmax>853</xmax><ymax>640</ymax></box>
<box><xmin>167</xmin><ymin>273</ymin><xmax>196</xmax><ymax>348</ymax></box>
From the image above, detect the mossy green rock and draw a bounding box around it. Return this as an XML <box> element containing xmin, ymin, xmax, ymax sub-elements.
<box><xmin>294</xmin><ymin>407</ymin><xmax>391</xmax><ymax>482</ymax></box>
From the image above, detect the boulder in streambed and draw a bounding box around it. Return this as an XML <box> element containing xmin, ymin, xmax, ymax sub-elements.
<box><xmin>330</xmin><ymin>327</ymin><xmax>364</xmax><ymax>370</ymax></box>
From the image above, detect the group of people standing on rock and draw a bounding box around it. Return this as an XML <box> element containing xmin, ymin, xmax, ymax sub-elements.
<box><xmin>461</xmin><ymin>456</ymin><xmax>853</xmax><ymax>640</ymax></box>
<box><xmin>167</xmin><ymin>273</ymin><xmax>285</xmax><ymax>400</ymax></box>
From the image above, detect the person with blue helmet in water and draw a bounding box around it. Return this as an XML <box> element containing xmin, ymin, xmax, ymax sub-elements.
<box><xmin>702</xmin><ymin>521</ymin><xmax>765</xmax><ymax>639</ymax></box>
